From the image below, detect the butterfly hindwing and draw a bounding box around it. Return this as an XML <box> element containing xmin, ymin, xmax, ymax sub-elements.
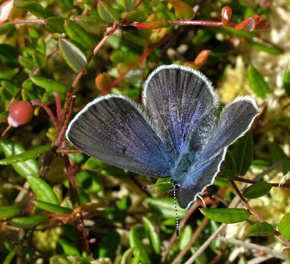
<box><xmin>143</xmin><ymin>65</ymin><xmax>219</xmax><ymax>158</ymax></box>
<box><xmin>66</xmin><ymin>95</ymin><xmax>174</xmax><ymax>177</ymax></box>
<box><xmin>201</xmin><ymin>96</ymin><xmax>259</xmax><ymax>162</ymax></box>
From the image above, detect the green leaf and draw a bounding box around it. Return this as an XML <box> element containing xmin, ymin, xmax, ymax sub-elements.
<box><xmin>143</xmin><ymin>217</ymin><xmax>161</xmax><ymax>254</ymax></box>
<box><xmin>268</xmin><ymin>142</ymin><xmax>287</xmax><ymax>163</ymax></box>
<box><xmin>247</xmin><ymin>65</ymin><xmax>271</xmax><ymax>99</ymax></box>
<box><xmin>247</xmin><ymin>222</ymin><xmax>274</xmax><ymax>236</ymax></box>
<box><xmin>279</xmin><ymin>214</ymin><xmax>290</xmax><ymax>239</ymax></box>
<box><xmin>34</xmin><ymin>200</ymin><xmax>73</xmax><ymax>214</ymax></box>
<box><xmin>0</xmin><ymin>80</ymin><xmax>21</xmax><ymax>101</ymax></box>
<box><xmin>0</xmin><ymin>139</ymin><xmax>40</xmax><ymax>178</ymax></box>
<box><xmin>232</xmin><ymin>132</ymin><xmax>253</xmax><ymax>176</ymax></box>
<box><xmin>121</xmin><ymin>248</ymin><xmax>134</xmax><ymax>264</ymax></box>
<box><xmin>247</xmin><ymin>39</ymin><xmax>282</xmax><ymax>55</ymax></box>
<box><xmin>99</xmin><ymin>230</ymin><xmax>120</xmax><ymax>260</ymax></box>
<box><xmin>84</xmin><ymin>157</ymin><xmax>107</xmax><ymax>170</ymax></box>
<box><xmin>65</xmin><ymin>20</ymin><xmax>95</xmax><ymax>52</ymax></box>
<box><xmin>126</xmin><ymin>10</ymin><xmax>148</xmax><ymax>22</ymax></box>
<box><xmin>0</xmin><ymin>44</ymin><xmax>20</xmax><ymax>68</ymax></box>
<box><xmin>170</xmin><ymin>0</ymin><xmax>195</xmax><ymax>20</ymax></box>
<box><xmin>284</xmin><ymin>69</ymin><xmax>290</xmax><ymax>98</ymax></box>
<box><xmin>58</xmin><ymin>238</ymin><xmax>81</xmax><ymax>257</ymax></box>
<box><xmin>0</xmin><ymin>24</ymin><xmax>13</xmax><ymax>35</ymax></box>
<box><xmin>120</xmin><ymin>0</ymin><xmax>133</xmax><ymax>12</ymax></box>
<box><xmin>243</xmin><ymin>181</ymin><xmax>272</xmax><ymax>199</ymax></box>
<box><xmin>3</xmin><ymin>246</ymin><xmax>20</xmax><ymax>264</ymax></box>
<box><xmin>0</xmin><ymin>206</ymin><xmax>21</xmax><ymax>220</ymax></box>
<box><xmin>73</xmin><ymin>16</ymin><xmax>108</xmax><ymax>34</ymax></box>
<box><xmin>111</xmin><ymin>50</ymin><xmax>139</xmax><ymax>64</ymax></box>
<box><xmin>45</xmin><ymin>17</ymin><xmax>66</xmax><ymax>33</ymax></box>
<box><xmin>98</xmin><ymin>1</ymin><xmax>120</xmax><ymax>23</ymax></box>
<box><xmin>58</xmin><ymin>38</ymin><xmax>87</xmax><ymax>73</ymax></box>
<box><xmin>129</xmin><ymin>227</ymin><xmax>150</xmax><ymax>264</ymax></box>
<box><xmin>179</xmin><ymin>225</ymin><xmax>193</xmax><ymax>250</ymax></box>
<box><xmin>17</xmin><ymin>2</ymin><xmax>47</xmax><ymax>18</ymax></box>
<box><xmin>282</xmin><ymin>158</ymin><xmax>290</xmax><ymax>176</ymax></box>
<box><xmin>32</xmin><ymin>51</ymin><xmax>46</xmax><ymax>68</ymax></box>
<box><xmin>221</xmin><ymin>151</ymin><xmax>236</xmax><ymax>180</ymax></box>
<box><xmin>200</xmin><ymin>208</ymin><xmax>250</xmax><ymax>223</ymax></box>
<box><xmin>0</xmin><ymin>145</ymin><xmax>51</xmax><ymax>165</ymax></box>
<box><xmin>30</xmin><ymin>75</ymin><xmax>68</xmax><ymax>93</ymax></box>
<box><xmin>18</xmin><ymin>55</ymin><xmax>34</xmax><ymax>69</ymax></box>
<box><xmin>146</xmin><ymin>197</ymin><xmax>186</xmax><ymax>219</ymax></box>
<box><xmin>10</xmin><ymin>216</ymin><xmax>48</xmax><ymax>228</ymax></box>
<box><xmin>27</xmin><ymin>175</ymin><xmax>59</xmax><ymax>205</ymax></box>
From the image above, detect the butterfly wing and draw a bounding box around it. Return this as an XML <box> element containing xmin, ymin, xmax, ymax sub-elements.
<box><xmin>177</xmin><ymin>150</ymin><xmax>226</xmax><ymax>209</ymax></box>
<box><xmin>201</xmin><ymin>96</ymin><xmax>259</xmax><ymax>161</ymax></box>
<box><xmin>66</xmin><ymin>95</ymin><xmax>175</xmax><ymax>177</ymax></box>
<box><xmin>143</xmin><ymin>65</ymin><xmax>219</xmax><ymax>158</ymax></box>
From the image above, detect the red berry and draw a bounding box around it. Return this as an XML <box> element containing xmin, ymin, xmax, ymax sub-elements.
<box><xmin>8</xmin><ymin>101</ymin><xmax>33</xmax><ymax>127</ymax></box>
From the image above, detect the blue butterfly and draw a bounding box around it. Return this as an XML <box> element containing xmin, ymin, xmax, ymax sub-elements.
<box><xmin>66</xmin><ymin>65</ymin><xmax>259</xmax><ymax>209</ymax></box>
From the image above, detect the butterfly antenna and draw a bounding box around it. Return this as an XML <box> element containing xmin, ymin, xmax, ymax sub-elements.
<box><xmin>173</xmin><ymin>184</ymin><xmax>179</xmax><ymax>238</ymax></box>
<box><xmin>197</xmin><ymin>194</ymin><xmax>206</xmax><ymax>209</ymax></box>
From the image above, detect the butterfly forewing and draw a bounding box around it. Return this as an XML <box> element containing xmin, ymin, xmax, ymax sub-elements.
<box><xmin>143</xmin><ymin>65</ymin><xmax>219</xmax><ymax>158</ymax></box>
<box><xmin>66</xmin><ymin>95</ymin><xmax>174</xmax><ymax>177</ymax></box>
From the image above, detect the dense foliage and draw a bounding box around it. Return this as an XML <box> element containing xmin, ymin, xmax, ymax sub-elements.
<box><xmin>1</xmin><ymin>0</ymin><xmax>290</xmax><ymax>263</ymax></box>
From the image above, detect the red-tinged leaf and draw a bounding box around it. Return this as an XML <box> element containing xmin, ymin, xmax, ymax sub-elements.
<box><xmin>134</xmin><ymin>21</ymin><xmax>170</xmax><ymax>29</ymax></box>
<box><xmin>221</xmin><ymin>6</ymin><xmax>232</xmax><ymax>26</ymax></box>
<box><xmin>279</xmin><ymin>214</ymin><xmax>290</xmax><ymax>239</ymax></box>
<box><xmin>0</xmin><ymin>0</ymin><xmax>15</xmax><ymax>24</ymax></box>
<box><xmin>247</xmin><ymin>222</ymin><xmax>274</xmax><ymax>236</ymax></box>
<box><xmin>243</xmin><ymin>181</ymin><xmax>272</xmax><ymax>199</ymax></box>
<box><xmin>169</xmin><ymin>0</ymin><xmax>195</xmax><ymax>20</ymax></box>
<box><xmin>58</xmin><ymin>38</ymin><xmax>87</xmax><ymax>73</ymax></box>
<box><xmin>27</xmin><ymin>175</ymin><xmax>59</xmax><ymax>205</ymax></box>
<box><xmin>0</xmin><ymin>206</ymin><xmax>20</xmax><ymax>220</ymax></box>
<box><xmin>200</xmin><ymin>208</ymin><xmax>250</xmax><ymax>223</ymax></box>
<box><xmin>235</xmin><ymin>16</ymin><xmax>256</xmax><ymax>31</ymax></box>
<box><xmin>33</xmin><ymin>200</ymin><xmax>73</xmax><ymax>214</ymax></box>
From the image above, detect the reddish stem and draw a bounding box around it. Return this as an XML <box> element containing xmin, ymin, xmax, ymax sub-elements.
<box><xmin>31</xmin><ymin>100</ymin><xmax>58</xmax><ymax>128</ymax></box>
<box><xmin>169</xmin><ymin>20</ymin><xmax>237</xmax><ymax>27</ymax></box>
<box><xmin>53</xmin><ymin>91</ymin><xmax>62</xmax><ymax>121</ymax></box>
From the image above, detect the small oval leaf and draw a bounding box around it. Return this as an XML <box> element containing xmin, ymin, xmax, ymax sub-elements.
<box><xmin>232</xmin><ymin>132</ymin><xmax>253</xmax><ymax>176</ymax></box>
<box><xmin>126</xmin><ymin>10</ymin><xmax>148</xmax><ymax>22</ymax></box>
<box><xmin>97</xmin><ymin>1</ymin><xmax>120</xmax><ymax>23</ymax></box>
<box><xmin>34</xmin><ymin>200</ymin><xmax>73</xmax><ymax>214</ymax></box>
<box><xmin>0</xmin><ymin>145</ymin><xmax>51</xmax><ymax>165</ymax></box>
<box><xmin>58</xmin><ymin>38</ymin><xmax>87</xmax><ymax>73</ymax></box>
<box><xmin>0</xmin><ymin>139</ymin><xmax>40</xmax><ymax>178</ymax></box>
<box><xmin>200</xmin><ymin>208</ymin><xmax>250</xmax><ymax>223</ymax></box>
<box><xmin>142</xmin><ymin>217</ymin><xmax>161</xmax><ymax>254</ymax></box>
<box><xmin>0</xmin><ymin>206</ymin><xmax>21</xmax><ymax>220</ymax></box>
<box><xmin>27</xmin><ymin>175</ymin><xmax>59</xmax><ymax>205</ymax></box>
<box><xmin>65</xmin><ymin>20</ymin><xmax>95</xmax><ymax>52</ymax></box>
<box><xmin>247</xmin><ymin>65</ymin><xmax>271</xmax><ymax>99</ymax></box>
<box><xmin>129</xmin><ymin>227</ymin><xmax>150</xmax><ymax>264</ymax></box>
<box><xmin>243</xmin><ymin>181</ymin><xmax>272</xmax><ymax>199</ymax></box>
<box><xmin>279</xmin><ymin>214</ymin><xmax>290</xmax><ymax>239</ymax></box>
<box><xmin>30</xmin><ymin>75</ymin><xmax>68</xmax><ymax>93</ymax></box>
<box><xmin>247</xmin><ymin>222</ymin><xmax>274</xmax><ymax>237</ymax></box>
<box><xmin>221</xmin><ymin>151</ymin><xmax>236</xmax><ymax>180</ymax></box>
<box><xmin>73</xmin><ymin>16</ymin><xmax>108</xmax><ymax>34</ymax></box>
<box><xmin>45</xmin><ymin>17</ymin><xmax>66</xmax><ymax>33</ymax></box>
<box><xmin>17</xmin><ymin>2</ymin><xmax>47</xmax><ymax>18</ymax></box>
<box><xmin>10</xmin><ymin>216</ymin><xmax>48</xmax><ymax>228</ymax></box>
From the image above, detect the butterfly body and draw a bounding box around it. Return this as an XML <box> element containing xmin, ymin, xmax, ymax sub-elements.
<box><xmin>66</xmin><ymin>65</ymin><xmax>259</xmax><ymax>209</ymax></box>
